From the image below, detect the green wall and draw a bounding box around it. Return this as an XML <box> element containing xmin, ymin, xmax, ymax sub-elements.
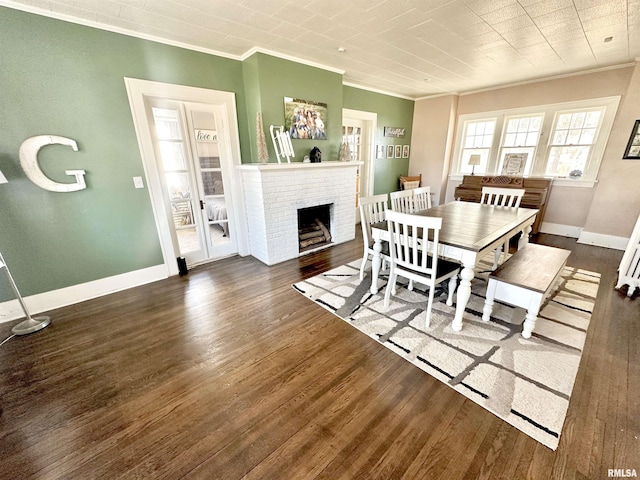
<box><xmin>0</xmin><ymin>7</ymin><xmax>249</xmax><ymax>298</ymax></box>
<box><xmin>343</xmin><ymin>86</ymin><xmax>415</xmax><ymax>195</ymax></box>
<box><xmin>0</xmin><ymin>6</ymin><xmax>414</xmax><ymax>303</ymax></box>
<box><xmin>244</xmin><ymin>53</ymin><xmax>344</xmax><ymax>162</ymax></box>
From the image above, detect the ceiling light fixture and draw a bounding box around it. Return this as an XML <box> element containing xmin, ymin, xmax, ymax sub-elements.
<box><xmin>604</xmin><ymin>36</ymin><xmax>613</xmax><ymax>43</ymax></box>
<box><xmin>337</xmin><ymin>47</ymin><xmax>345</xmax><ymax>52</ymax></box>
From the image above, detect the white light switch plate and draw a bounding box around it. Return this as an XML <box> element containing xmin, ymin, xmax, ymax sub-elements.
<box><xmin>133</xmin><ymin>176</ymin><xmax>144</xmax><ymax>189</ymax></box>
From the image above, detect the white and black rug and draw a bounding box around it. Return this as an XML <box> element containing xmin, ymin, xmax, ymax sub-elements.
<box><xmin>292</xmin><ymin>258</ymin><xmax>600</xmax><ymax>450</ymax></box>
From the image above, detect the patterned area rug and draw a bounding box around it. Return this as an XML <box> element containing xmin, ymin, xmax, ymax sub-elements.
<box><xmin>292</xmin><ymin>257</ymin><xmax>600</xmax><ymax>450</ymax></box>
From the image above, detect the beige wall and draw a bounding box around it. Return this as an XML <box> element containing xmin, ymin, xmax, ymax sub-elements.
<box><xmin>410</xmin><ymin>95</ymin><xmax>457</xmax><ymax>204</ymax></box>
<box><xmin>410</xmin><ymin>64</ymin><xmax>640</xmax><ymax>246</ymax></box>
<box><xmin>583</xmin><ymin>63</ymin><xmax>640</xmax><ymax>239</ymax></box>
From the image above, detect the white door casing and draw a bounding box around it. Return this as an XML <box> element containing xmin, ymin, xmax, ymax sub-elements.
<box><xmin>124</xmin><ymin>78</ymin><xmax>248</xmax><ymax>276</ymax></box>
<box><xmin>342</xmin><ymin>108</ymin><xmax>377</xmax><ymax>218</ymax></box>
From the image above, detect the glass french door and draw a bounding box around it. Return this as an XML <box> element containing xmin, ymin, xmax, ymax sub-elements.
<box><xmin>342</xmin><ymin>114</ymin><xmax>373</xmax><ymax>222</ymax></box>
<box><xmin>147</xmin><ymin>99</ymin><xmax>237</xmax><ymax>266</ymax></box>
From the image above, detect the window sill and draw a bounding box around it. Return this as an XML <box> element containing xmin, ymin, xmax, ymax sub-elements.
<box><xmin>448</xmin><ymin>174</ymin><xmax>597</xmax><ymax>188</ymax></box>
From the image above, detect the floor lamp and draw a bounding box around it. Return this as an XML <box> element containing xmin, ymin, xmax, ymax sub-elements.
<box><xmin>0</xmin><ymin>252</ymin><xmax>51</xmax><ymax>335</ymax></box>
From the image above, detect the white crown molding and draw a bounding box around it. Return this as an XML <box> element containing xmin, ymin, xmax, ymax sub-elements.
<box><xmin>0</xmin><ymin>0</ymin><xmax>243</xmax><ymax>60</ymax></box>
<box><xmin>342</xmin><ymin>82</ymin><xmax>414</xmax><ymax>101</ymax></box>
<box><xmin>241</xmin><ymin>47</ymin><xmax>345</xmax><ymax>75</ymax></box>
<box><xmin>460</xmin><ymin>62</ymin><xmax>637</xmax><ymax>96</ymax></box>
<box><xmin>414</xmin><ymin>92</ymin><xmax>461</xmax><ymax>101</ymax></box>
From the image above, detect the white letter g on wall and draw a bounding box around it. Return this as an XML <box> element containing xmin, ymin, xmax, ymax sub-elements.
<box><xmin>19</xmin><ymin>135</ymin><xmax>86</xmax><ymax>192</ymax></box>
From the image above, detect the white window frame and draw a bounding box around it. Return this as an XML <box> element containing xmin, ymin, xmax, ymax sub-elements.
<box><xmin>451</xmin><ymin>96</ymin><xmax>620</xmax><ymax>187</ymax></box>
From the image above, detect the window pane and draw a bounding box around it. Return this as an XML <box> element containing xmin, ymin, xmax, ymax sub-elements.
<box><xmin>585</xmin><ymin>111</ymin><xmax>601</xmax><ymax>128</ymax></box>
<box><xmin>200</xmin><ymin>156</ymin><xmax>220</xmax><ymax>169</ymax></box>
<box><xmin>570</xmin><ymin>112</ymin><xmax>586</xmax><ymax>129</ymax></box>
<box><xmin>515</xmin><ymin>132</ymin><xmax>527</xmax><ymax>146</ymax></box>
<box><xmin>553</xmin><ymin>130</ymin><xmax>568</xmax><ymax>144</ymax></box>
<box><xmin>579</xmin><ymin>128</ymin><xmax>596</xmax><ymax>144</ymax></box>
<box><xmin>159</xmin><ymin>141</ymin><xmax>186</xmax><ymax>171</ymax></box>
<box><xmin>567</xmin><ymin>129</ymin><xmax>581</xmax><ymax>144</ymax></box>
<box><xmin>467</xmin><ymin>123</ymin><xmax>476</xmax><ymax>135</ymax></box>
<box><xmin>166</xmin><ymin>172</ymin><xmax>191</xmax><ymax>200</ymax></box>
<box><xmin>525</xmin><ymin>132</ymin><xmax>538</xmax><ymax>146</ymax></box>
<box><xmin>172</xmin><ymin>201</ymin><xmax>194</xmax><ymax>227</ymax></box>
<box><xmin>518</xmin><ymin>118</ymin><xmax>530</xmax><ymax>131</ymax></box>
<box><xmin>504</xmin><ymin>133</ymin><xmax>516</xmax><ymax>146</ymax></box>
<box><xmin>557</xmin><ymin>114</ymin><xmax>571</xmax><ymax>129</ymax></box>
<box><xmin>546</xmin><ymin>146</ymin><xmax>590</xmax><ymax>176</ymax></box>
<box><xmin>506</xmin><ymin>119</ymin><xmax>518</xmax><ymax>133</ymax></box>
<box><xmin>202</xmin><ymin>171</ymin><xmax>224</xmax><ymax>196</ymax></box>
<box><xmin>152</xmin><ymin>108</ymin><xmax>182</xmax><ymax>140</ymax></box>
<box><xmin>530</xmin><ymin>116</ymin><xmax>542</xmax><ymax>130</ymax></box>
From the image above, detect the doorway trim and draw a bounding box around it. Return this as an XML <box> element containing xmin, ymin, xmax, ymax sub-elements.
<box><xmin>342</xmin><ymin>108</ymin><xmax>377</xmax><ymax>198</ymax></box>
<box><xmin>124</xmin><ymin>77</ymin><xmax>248</xmax><ymax>276</ymax></box>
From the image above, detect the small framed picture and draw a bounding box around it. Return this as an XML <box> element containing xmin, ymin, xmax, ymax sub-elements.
<box><xmin>623</xmin><ymin>119</ymin><xmax>640</xmax><ymax>159</ymax></box>
<box><xmin>387</xmin><ymin>145</ymin><xmax>394</xmax><ymax>158</ymax></box>
<box><xmin>402</xmin><ymin>145</ymin><xmax>410</xmax><ymax>158</ymax></box>
<box><xmin>394</xmin><ymin>145</ymin><xmax>402</xmax><ymax>158</ymax></box>
<box><xmin>376</xmin><ymin>144</ymin><xmax>385</xmax><ymax>158</ymax></box>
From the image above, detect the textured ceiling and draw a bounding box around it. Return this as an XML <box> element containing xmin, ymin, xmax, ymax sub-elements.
<box><xmin>4</xmin><ymin>0</ymin><xmax>640</xmax><ymax>98</ymax></box>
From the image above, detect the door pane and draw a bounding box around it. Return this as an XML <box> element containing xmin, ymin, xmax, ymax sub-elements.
<box><xmin>190</xmin><ymin>109</ymin><xmax>231</xmax><ymax>249</ymax></box>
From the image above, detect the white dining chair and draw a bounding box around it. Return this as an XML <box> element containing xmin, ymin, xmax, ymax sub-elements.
<box><xmin>481</xmin><ymin>186</ymin><xmax>526</xmax><ymax>268</ymax></box>
<box><xmin>390</xmin><ymin>189</ymin><xmax>415</xmax><ymax>213</ymax></box>
<box><xmin>383</xmin><ymin>210</ymin><xmax>459</xmax><ymax>329</ymax></box>
<box><xmin>359</xmin><ymin>194</ymin><xmax>390</xmax><ymax>281</ymax></box>
<box><xmin>413</xmin><ymin>186</ymin><xmax>432</xmax><ymax>211</ymax></box>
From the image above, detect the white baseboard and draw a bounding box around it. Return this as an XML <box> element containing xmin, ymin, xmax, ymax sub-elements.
<box><xmin>539</xmin><ymin>222</ymin><xmax>583</xmax><ymax>238</ymax></box>
<box><xmin>0</xmin><ymin>264</ymin><xmax>168</xmax><ymax>324</ymax></box>
<box><xmin>539</xmin><ymin>222</ymin><xmax>628</xmax><ymax>250</ymax></box>
<box><xmin>577</xmin><ymin>231</ymin><xmax>629</xmax><ymax>251</ymax></box>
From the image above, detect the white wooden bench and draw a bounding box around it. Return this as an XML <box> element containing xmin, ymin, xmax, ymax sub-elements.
<box><xmin>481</xmin><ymin>243</ymin><xmax>571</xmax><ymax>338</ymax></box>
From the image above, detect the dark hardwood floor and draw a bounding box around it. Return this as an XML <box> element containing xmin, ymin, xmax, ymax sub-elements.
<box><xmin>0</xmin><ymin>229</ymin><xmax>638</xmax><ymax>479</ymax></box>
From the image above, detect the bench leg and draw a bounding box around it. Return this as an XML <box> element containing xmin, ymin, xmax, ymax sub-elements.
<box><xmin>446</xmin><ymin>274</ymin><xmax>457</xmax><ymax>306</ymax></box>
<box><xmin>491</xmin><ymin>246</ymin><xmax>502</xmax><ymax>271</ymax></box>
<box><xmin>522</xmin><ymin>304</ymin><xmax>540</xmax><ymax>339</ymax></box>
<box><xmin>482</xmin><ymin>279</ymin><xmax>497</xmax><ymax>322</ymax></box>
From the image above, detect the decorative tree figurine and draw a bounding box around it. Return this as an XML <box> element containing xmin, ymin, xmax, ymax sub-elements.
<box><xmin>256</xmin><ymin>112</ymin><xmax>269</xmax><ymax>164</ymax></box>
<box><xmin>339</xmin><ymin>141</ymin><xmax>351</xmax><ymax>162</ymax></box>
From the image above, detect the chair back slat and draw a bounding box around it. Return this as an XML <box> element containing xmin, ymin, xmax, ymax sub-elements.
<box><xmin>481</xmin><ymin>186</ymin><xmax>525</xmax><ymax>208</ymax></box>
<box><xmin>359</xmin><ymin>194</ymin><xmax>388</xmax><ymax>246</ymax></box>
<box><xmin>386</xmin><ymin>210</ymin><xmax>442</xmax><ymax>276</ymax></box>
<box><xmin>390</xmin><ymin>189</ymin><xmax>415</xmax><ymax>213</ymax></box>
<box><xmin>413</xmin><ymin>186</ymin><xmax>432</xmax><ymax>211</ymax></box>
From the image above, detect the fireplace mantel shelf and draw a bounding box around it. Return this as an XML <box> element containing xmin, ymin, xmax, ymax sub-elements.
<box><xmin>237</xmin><ymin>161</ymin><xmax>362</xmax><ymax>171</ymax></box>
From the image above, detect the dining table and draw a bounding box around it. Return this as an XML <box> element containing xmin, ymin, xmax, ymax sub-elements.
<box><xmin>369</xmin><ymin>200</ymin><xmax>539</xmax><ymax>331</ymax></box>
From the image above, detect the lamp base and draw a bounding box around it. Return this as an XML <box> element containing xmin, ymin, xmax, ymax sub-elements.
<box><xmin>11</xmin><ymin>316</ymin><xmax>51</xmax><ymax>336</ymax></box>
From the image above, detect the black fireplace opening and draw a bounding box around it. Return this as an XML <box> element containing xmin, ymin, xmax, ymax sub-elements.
<box><xmin>298</xmin><ymin>204</ymin><xmax>333</xmax><ymax>253</ymax></box>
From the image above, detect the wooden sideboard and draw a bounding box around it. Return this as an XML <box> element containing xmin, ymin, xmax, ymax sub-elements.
<box><xmin>454</xmin><ymin>175</ymin><xmax>552</xmax><ymax>234</ymax></box>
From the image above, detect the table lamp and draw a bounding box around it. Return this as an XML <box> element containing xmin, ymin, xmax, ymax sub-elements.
<box><xmin>468</xmin><ymin>154</ymin><xmax>481</xmax><ymax>175</ymax></box>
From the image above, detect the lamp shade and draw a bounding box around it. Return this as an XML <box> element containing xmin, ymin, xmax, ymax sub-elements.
<box><xmin>468</xmin><ymin>154</ymin><xmax>481</xmax><ymax>166</ymax></box>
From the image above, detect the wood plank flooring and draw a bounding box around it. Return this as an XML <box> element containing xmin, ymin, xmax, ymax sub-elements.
<box><xmin>0</xmin><ymin>230</ymin><xmax>638</xmax><ymax>479</ymax></box>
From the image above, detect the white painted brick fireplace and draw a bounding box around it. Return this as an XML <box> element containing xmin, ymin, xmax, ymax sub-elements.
<box><xmin>238</xmin><ymin>162</ymin><xmax>360</xmax><ymax>265</ymax></box>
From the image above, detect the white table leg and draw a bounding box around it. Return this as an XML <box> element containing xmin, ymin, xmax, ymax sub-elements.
<box><xmin>518</xmin><ymin>224</ymin><xmax>532</xmax><ymax>250</ymax></box>
<box><xmin>370</xmin><ymin>239</ymin><xmax>382</xmax><ymax>295</ymax></box>
<box><xmin>452</xmin><ymin>263</ymin><xmax>475</xmax><ymax>331</ymax></box>
<box><xmin>482</xmin><ymin>278</ymin><xmax>497</xmax><ymax>322</ymax></box>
